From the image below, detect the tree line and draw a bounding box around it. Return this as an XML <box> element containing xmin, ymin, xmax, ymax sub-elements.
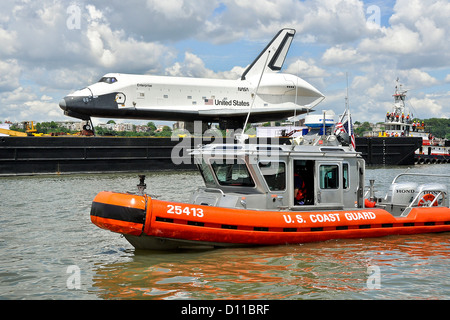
<box><xmin>8</xmin><ymin>121</ymin><xmax>174</xmax><ymax>137</ymax></box>
<box><xmin>94</xmin><ymin>122</ymin><xmax>173</xmax><ymax>137</ymax></box>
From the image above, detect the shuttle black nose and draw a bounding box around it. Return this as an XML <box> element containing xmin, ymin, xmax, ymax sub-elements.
<box><xmin>59</xmin><ymin>98</ymin><xmax>67</xmax><ymax>110</ymax></box>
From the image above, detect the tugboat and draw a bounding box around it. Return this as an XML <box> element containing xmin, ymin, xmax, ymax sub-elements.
<box><xmin>381</xmin><ymin>79</ymin><xmax>450</xmax><ymax>164</ymax></box>
<box><xmin>90</xmin><ymin>117</ymin><xmax>450</xmax><ymax>250</ymax></box>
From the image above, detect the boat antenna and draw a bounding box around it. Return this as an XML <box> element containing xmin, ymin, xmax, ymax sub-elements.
<box><xmin>238</xmin><ymin>51</ymin><xmax>270</xmax><ymax>144</ymax></box>
<box><xmin>293</xmin><ymin>61</ymin><xmax>299</xmax><ymax>126</ymax></box>
<box><xmin>345</xmin><ymin>72</ymin><xmax>349</xmax><ymax>113</ymax></box>
<box><xmin>322</xmin><ymin>110</ymin><xmax>326</xmax><ymax>137</ymax></box>
<box><xmin>336</xmin><ymin>73</ymin><xmax>350</xmax><ymax>131</ymax></box>
<box><xmin>345</xmin><ymin>73</ymin><xmax>356</xmax><ymax>150</ymax></box>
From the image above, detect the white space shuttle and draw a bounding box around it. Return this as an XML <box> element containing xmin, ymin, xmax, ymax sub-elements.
<box><xmin>59</xmin><ymin>28</ymin><xmax>324</xmax><ymax>130</ymax></box>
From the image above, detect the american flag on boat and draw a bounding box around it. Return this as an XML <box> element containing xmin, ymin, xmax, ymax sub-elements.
<box><xmin>335</xmin><ymin>109</ymin><xmax>356</xmax><ymax>150</ymax></box>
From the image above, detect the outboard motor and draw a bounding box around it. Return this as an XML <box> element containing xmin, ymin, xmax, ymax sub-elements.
<box><xmin>385</xmin><ymin>182</ymin><xmax>418</xmax><ymax>206</ymax></box>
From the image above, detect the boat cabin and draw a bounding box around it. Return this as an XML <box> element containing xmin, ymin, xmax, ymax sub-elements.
<box><xmin>190</xmin><ymin>143</ymin><xmax>365</xmax><ymax>211</ymax></box>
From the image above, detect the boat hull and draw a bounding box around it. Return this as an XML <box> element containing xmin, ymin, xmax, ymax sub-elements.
<box><xmin>91</xmin><ymin>191</ymin><xmax>450</xmax><ymax>250</ymax></box>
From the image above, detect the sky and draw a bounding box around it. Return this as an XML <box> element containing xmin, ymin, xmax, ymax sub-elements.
<box><xmin>0</xmin><ymin>0</ymin><xmax>449</xmax><ymax>126</ymax></box>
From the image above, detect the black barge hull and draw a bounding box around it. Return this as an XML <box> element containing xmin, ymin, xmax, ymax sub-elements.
<box><xmin>0</xmin><ymin>137</ymin><xmax>195</xmax><ymax>176</ymax></box>
<box><xmin>355</xmin><ymin>137</ymin><xmax>422</xmax><ymax>166</ymax></box>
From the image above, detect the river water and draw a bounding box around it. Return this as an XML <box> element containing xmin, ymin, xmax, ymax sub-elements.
<box><xmin>0</xmin><ymin>164</ymin><xmax>449</xmax><ymax>300</ymax></box>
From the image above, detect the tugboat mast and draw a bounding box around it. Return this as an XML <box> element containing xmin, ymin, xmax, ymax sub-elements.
<box><xmin>393</xmin><ymin>78</ymin><xmax>407</xmax><ymax>117</ymax></box>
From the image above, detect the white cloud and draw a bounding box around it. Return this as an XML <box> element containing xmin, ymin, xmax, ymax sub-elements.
<box><xmin>284</xmin><ymin>58</ymin><xmax>328</xmax><ymax>90</ymax></box>
<box><xmin>408</xmin><ymin>97</ymin><xmax>444</xmax><ymax>118</ymax></box>
<box><xmin>359</xmin><ymin>24</ymin><xmax>421</xmax><ymax>56</ymax></box>
<box><xmin>321</xmin><ymin>46</ymin><xmax>369</xmax><ymax>66</ymax></box>
<box><xmin>358</xmin><ymin>0</ymin><xmax>450</xmax><ymax>69</ymax></box>
<box><xmin>396</xmin><ymin>69</ymin><xmax>439</xmax><ymax>88</ymax></box>
<box><xmin>0</xmin><ymin>59</ymin><xmax>21</xmax><ymax>90</ymax></box>
<box><xmin>165</xmin><ymin>52</ymin><xmax>243</xmax><ymax>79</ymax></box>
<box><xmin>288</xmin><ymin>59</ymin><xmax>328</xmax><ymax>77</ymax></box>
<box><xmin>0</xmin><ymin>28</ymin><xmax>17</xmax><ymax>55</ymax></box>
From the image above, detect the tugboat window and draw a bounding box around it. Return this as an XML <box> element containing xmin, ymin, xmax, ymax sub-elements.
<box><xmin>211</xmin><ymin>159</ymin><xmax>255</xmax><ymax>187</ymax></box>
<box><xmin>319</xmin><ymin>165</ymin><xmax>339</xmax><ymax>189</ymax></box>
<box><xmin>259</xmin><ymin>161</ymin><xmax>286</xmax><ymax>191</ymax></box>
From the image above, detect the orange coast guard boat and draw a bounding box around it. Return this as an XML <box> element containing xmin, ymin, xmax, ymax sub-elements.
<box><xmin>91</xmin><ymin>134</ymin><xmax>450</xmax><ymax>250</ymax></box>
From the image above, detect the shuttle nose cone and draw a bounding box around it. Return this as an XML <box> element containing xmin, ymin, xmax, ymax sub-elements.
<box><xmin>59</xmin><ymin>98</ymin><xmax>67</xmax><ymax>110</ymax></box>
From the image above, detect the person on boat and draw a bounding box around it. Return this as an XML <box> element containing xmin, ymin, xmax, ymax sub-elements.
<box><xmin>294</xmin><ymin>171</ymin><xmax>307</xmax><ymax>205</ymax></box>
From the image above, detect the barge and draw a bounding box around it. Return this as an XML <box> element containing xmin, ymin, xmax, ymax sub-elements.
<box><xmin>0</xmin><ymin>136</ymin><xmax>193</xmax><ymax>176</ymax></box>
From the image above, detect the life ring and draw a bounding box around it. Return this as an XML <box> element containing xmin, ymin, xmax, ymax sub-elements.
<box><xmin>364</xmin><ymin>198</ymin><xmax>376</xmax><ymax>208</ymax></box>
<box><xmin>418</xmin><ymin>193</ymin><xmax>437</xmax><ymax>207</ymax></box>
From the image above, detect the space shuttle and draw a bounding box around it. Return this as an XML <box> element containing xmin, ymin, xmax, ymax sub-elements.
<box><xmin>59</xmin><ymin>28</ymin><xmax>324</xmax><ymax>131</ymax></box>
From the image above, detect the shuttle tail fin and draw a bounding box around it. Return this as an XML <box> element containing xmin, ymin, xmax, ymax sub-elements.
<box><xmin>241</xmin><ymin>28</ymin><xmax>296</xmax><ymax>81</ymax></box>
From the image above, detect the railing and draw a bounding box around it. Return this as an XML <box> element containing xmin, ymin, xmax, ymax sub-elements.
<box><xmin>408</xmin><ymin>190</ymin><xmax>447</xmax><ymax>208</ymax></box>
<box><xmin>392</xmin><ymin>172</ymin><xmax>450</xmax><ymax>184</ymax></box>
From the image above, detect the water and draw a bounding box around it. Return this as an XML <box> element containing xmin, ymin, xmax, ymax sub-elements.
<box><xmin>0</xmin><ymin>165</ymin><xmax>449</xmax><ymax>300</ymax></box>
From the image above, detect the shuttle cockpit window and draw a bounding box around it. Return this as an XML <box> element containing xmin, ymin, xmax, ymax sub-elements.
<box><xmin>98</xmin><ymin>77</ymin><xmax>118</xmax><ymax>84</ymax></box>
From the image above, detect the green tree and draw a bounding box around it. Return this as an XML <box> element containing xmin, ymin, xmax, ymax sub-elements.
<box><xmin>423</xmin><ymin>118</ymin><xmax>450</xmax><ymax>139</ymax></box>
<box><xmin>354</xmin><ymin>121</ymin><xmax>372</xmax><ymax>137</ymax></box>
<box><xmin>147</xmin><ymin>122</ymin><xmax>156</xmax><ymax>131</ymax></box>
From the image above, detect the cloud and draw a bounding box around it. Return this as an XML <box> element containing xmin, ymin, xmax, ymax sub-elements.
<box><xmin>165</xmin><ymin>52</ymin><xmax>244</xmax><ymax>79</ymax></box>
<box><xmin>321</xmin><ymin>46</ymin><xmax>369</xmax><ymax>66</ymax></box>
<box><xmin>0</xmin><ymin>28</ymin><xmax>17</xmax><ymax>55</ymax></box>
<box><xmin>397</xmin><ymin>69</ymin><xmax>439</xmax><ymax>88</ymax></box>
<box><xmin>408</xmin><ymin>96</ymin><xmax>445</xmax><ymax>118</ymax></box>
<box><xmin>359</xmin><ymin>24</ymin><xmax>420</xmax><ymax>55</ymax></box>
<box><xmin>284</xmin><ymin>58</ymin><xmax>328</xmax><ymax>90</ymax></box>
<box><xmin>203</xmin><ymin>0</ymin><xmax>373</xmax><ymax>45</ymax></box>
<box><xmin>99</xmin><ymin>0</ymin><xmax>219</xmax><ymax>42</ymax></box>
<box><xmin>0</xmin><ymin>60</ymin><xmax>21</xmax><ymax>91</ymax></box>
<box><xmin>358</xmin><ymin>0</ymin><xmax>450</xmax><ymax>69</ymax></box>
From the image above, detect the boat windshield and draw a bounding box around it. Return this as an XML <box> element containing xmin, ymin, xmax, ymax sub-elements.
<box><xmin>210</xmin><ymin>159</ymin><xmax>255</xmax><ymax>187</ymax></box>
<box><xmin>259</xmin><ymin>161</ymin><xmax>286</xmax><ymax>191</ymax></box>
<box><xmin>198</xmin><ymin>159</ymin><xmax>216</xmax><ymax>187</ymax></box>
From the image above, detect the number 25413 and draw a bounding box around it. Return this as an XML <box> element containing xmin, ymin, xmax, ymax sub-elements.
<box><xmin>166</xmin><ymin>205</ymin><xmax>204</xmax><ymax>218</ymax></box>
